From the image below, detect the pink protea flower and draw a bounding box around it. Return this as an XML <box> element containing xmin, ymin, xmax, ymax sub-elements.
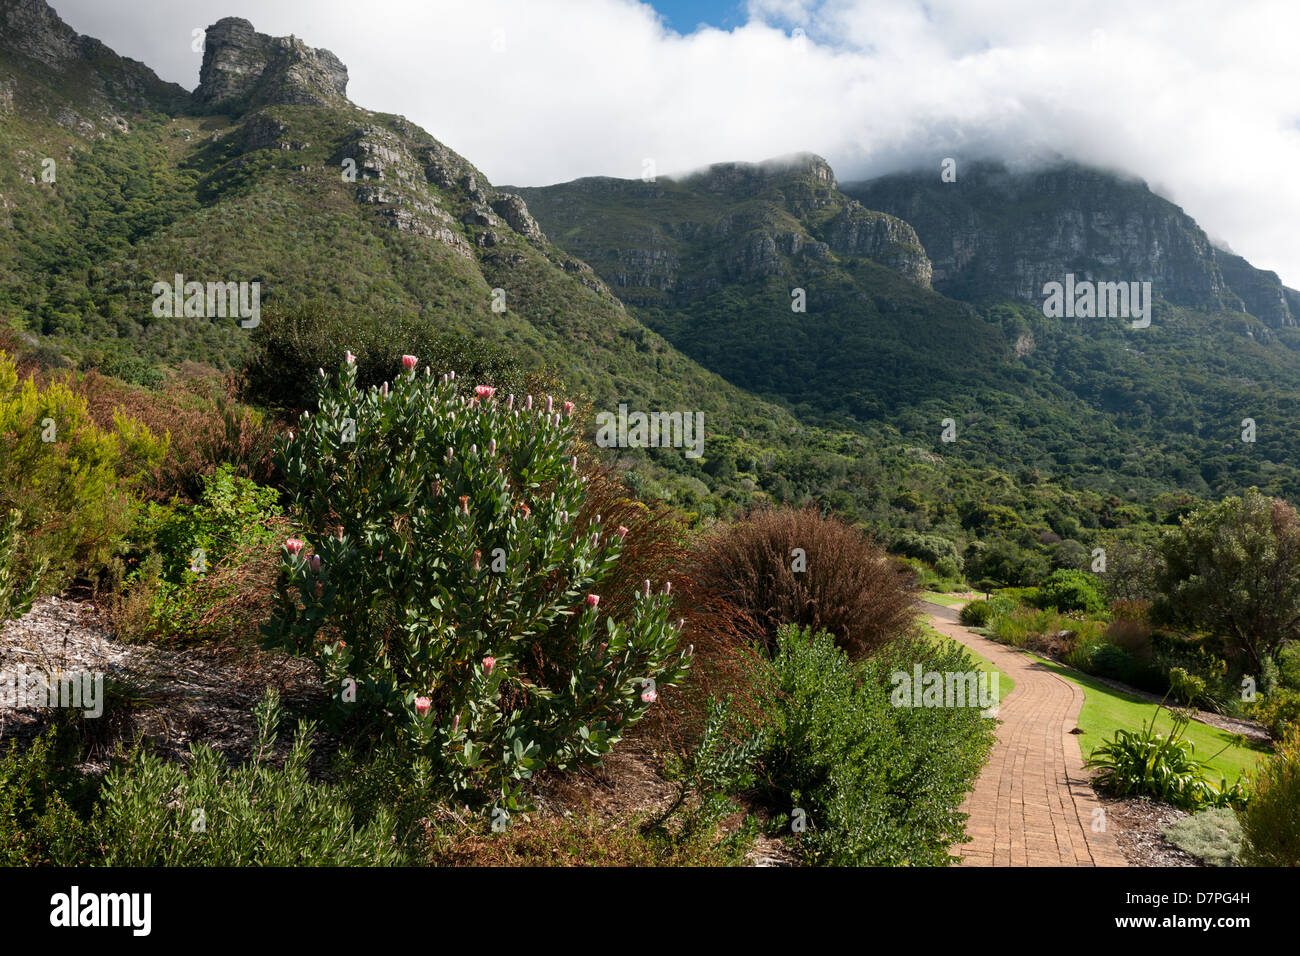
<box><xmin>664</xmin><ymin>581</ymin><xmax>672</xmax><ymax>596</ymax></box>
<box><xmin>525</xmin><ymin>394</ymin><xmax>534</xmax><ymax>410</ymax></box>
<box><xmin>616</xmin><ymin>525</ymin><xmax>628</xmax><ymax>539</ymax></box>
<box><xmin>643</xmin><ymin>579</ymin><xmax>652</xmax><ymax>598</ymax></box>
<box><xmin>285</xmin><ymin>538</ymin><xmax>304</xmax><ymax>556</ymax></box>
<box><xmin>487</xmin><ymin>439</ymin><xmax>496</xmax><ymax>455</ymax></box>
<box><xmin>415</xmin><ymin>696</ymin><xmax>431</xmax><ymax>717</ymax></box>
<box><xmin>379</xmin><ymin>381</ymin><xmax>389</xmax><ymax>398</ymax></box>
<box><xmin>482</xmin><ymin>656</ymin><xmax>496</xmax><ymax>676</ymax></box>
<box><xmin>506</xmin><ymin>394</ymin><xmax>515</xmax><ymax>409</ymax></box>
<box><xmin>563</xmin><ymin>401</ymin><xmax>574</xmax><ymax>416</ymax></box>
<box><xmin>641</xmin><ymin>687</ymin><xmax>658</xmax><ymax>704</ymax></box>
<box><xmin>452</xmin><ymin>715</ymin><xmax>460</xmax><ymax>733</ymax></box>
<box><xmin>345</xmin><ymin>350</ymin><xmax>355</xmax><ymax>365</ymax></box>
<box><xmin>402</xmin><ymin>354</ymin><xmax>418</xmax><ymax>371</ymax></box>
<box><xmin>307</xmin><ymin>554</ymin><xmax>321</xmax><ymax>572</ymax></box>
<box><xmin>586</xmin><ymin>594</ymin><xmax>600</xmax><ymax>609</ymax></box>
<box><xmin>546</xmin><ymin>395</ymin><xmax>554</xmax><ymax>414</ymax></box>
<box><xmin>475</xmin><ymin>385</ymin><xmax>495</xmax><ymax>400</ymax></box>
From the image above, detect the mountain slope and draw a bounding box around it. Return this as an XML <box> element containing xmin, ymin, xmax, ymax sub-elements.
<box><xmin>518</xmin><ymin>157</ymin><xmax>1300</xmax><ymax>502</ymax></box>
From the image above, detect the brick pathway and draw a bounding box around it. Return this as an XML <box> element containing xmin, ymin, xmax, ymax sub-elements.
<box><xmin>927</xmin><ymin>610</ymin><xmax>1128</xmax><ymax>867</ymax></box>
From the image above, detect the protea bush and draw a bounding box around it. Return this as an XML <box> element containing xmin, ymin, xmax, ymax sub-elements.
<box><xmin>262</xmin><ymin>356</ymin><xmax>690</xmax><ymax>809</ymax></box>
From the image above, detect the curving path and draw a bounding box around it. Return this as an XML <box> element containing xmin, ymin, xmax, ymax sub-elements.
<box><xmin>927</xmin><ymin>605</ymin><xmax>1128</xmax><ymax>867</ymax></box>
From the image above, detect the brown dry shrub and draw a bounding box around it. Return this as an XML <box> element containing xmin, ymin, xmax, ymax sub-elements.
<box><xmin>102</xmin><ymin>519</ymin><xmax>289</xmax><ymax>652</ymax></box>
<box><xmin>685</xmin><ymin>505</ymin><xmax>919</xmax><ymax>660</ymax></box>
<box><xmin>1105</xmin><ymin>617</ymin><xmax>1155</xmax><ymax>664</ymax></box>
<box><xmin>32</xmin><ymin>369</ymin><xmax>280</xmax><ymax>503</ymax></box>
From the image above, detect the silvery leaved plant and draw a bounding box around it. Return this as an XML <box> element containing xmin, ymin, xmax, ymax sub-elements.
<box><xmin>262</xmin><ymin>355</ymin><xmax>689</xmax><ymax>809</ymax></box>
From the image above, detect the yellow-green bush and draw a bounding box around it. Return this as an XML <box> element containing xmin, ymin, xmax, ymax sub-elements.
<box><xmin>1238</xmin><ymin>726</ymin><xmax>1300</xmax><ymax>865</ymax></box>
<box><xmin>0</xmin><ymin>351</ymin><xmax>165</xmax><ymax>605</ymax></box>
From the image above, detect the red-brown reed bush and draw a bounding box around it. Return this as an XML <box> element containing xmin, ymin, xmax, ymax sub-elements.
<box><xmin>685</xmin><ymin>504</ymin><xmax>919</xmax><ymax>660</ymax></box>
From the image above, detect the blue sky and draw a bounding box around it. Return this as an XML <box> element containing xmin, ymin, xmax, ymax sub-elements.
<box><xmin>647</xmin><ymin>0</ymin><xmax>746</xmax><ymax>32</ymax></box>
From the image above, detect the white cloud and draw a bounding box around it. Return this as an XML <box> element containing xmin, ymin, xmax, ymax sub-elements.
<box><xmin>46</xmin><ymin>0</ymin><xmax>1300</xmax><ymax>285</ymax></box>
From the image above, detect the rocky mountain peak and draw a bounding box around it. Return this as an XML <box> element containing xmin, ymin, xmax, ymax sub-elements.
<box><xmin>684</xmin><ymin>152</ymin><xmax>837</xmax><ymax>198</ymax></box>
<box><xmin>197</xmin><ymin>17</ymin><xmax>348</xmax><ymax>111</ymax></box>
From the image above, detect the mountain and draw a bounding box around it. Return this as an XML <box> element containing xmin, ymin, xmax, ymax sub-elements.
<box><xmin>517</xmin><ymin>156</ymin><xmax>1300</xmax><ymax>502</ymax></box>
<box><xmin>0</xmin><ymin>5</ymin><xmax>804</xmax><ymax>437</ymax></box>
<box><xmin>7</xmin><ymin>0</ymin><xmax>1300</xmax><ymax>528</ymax></box>
<box><xmin>841</xmin><ymin>159</ymin><xmax>1300</xmax><ymax>325</ymax></box>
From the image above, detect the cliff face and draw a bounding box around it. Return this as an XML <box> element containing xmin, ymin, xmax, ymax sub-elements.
<box><xmin>0</xmin><ymin>0</ymin><xmax>189</xmax><ymax>119</ymax></box>
<box><xmin>843</xmin><ymin>160</ymin><xmax>1299</xmax><ymax>326</ymax></box>
<box><xmin>512</xmin><ymin>152</ymin><xmax>932</xmax><ymax>308</ymax></box>
<box><xmin>196</xmin><ymin>17</ymin><xmax>349</xmax><ymax>110</ymax></box>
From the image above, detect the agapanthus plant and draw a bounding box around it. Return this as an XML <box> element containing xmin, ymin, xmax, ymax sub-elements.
<box><xmin>262</xmin><ymin>355</ymin><xmax>689</xmax><ymax>809</ymax></box>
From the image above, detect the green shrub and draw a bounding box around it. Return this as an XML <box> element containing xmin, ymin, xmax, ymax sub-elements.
<box><xmin>1279</xmin><ymin>644</ymin><xmax>1300</xmax><ymax>693</ymax></box>
<box><xmin>1035</xmin><ymin>569</ymin><xmax>1106</xmax><ymax>614</ymax></box>
<box><xmin>0</xmin><ymin>727</ymin><xmax>97</xmax><ymax>866</ymax></box>
<box><xmin>93</xmin><ymin>691</ymin><xmax>405</xmax><ymax>865</ymax></box>
<box><xmin>111</xmin><ymin>464</ymin><xmax>283</xmax><ymax>644</ymax></box>
<box><xmin>1249</xmin><ymin>688</ymin><xmax>1300</xmax><ymax>740</ymax></box>
<box><xmin>891</xmin><ymin>531</ymin><xmax>963</xmax><ymax>576</ymax></box>
<box><xmin>263</xmin><ymin>357</ymin><xmax>689</xmax><ymax>810</ymax></box>
<box><xmin>755</xmin><ymin>625</ymin><xmax>995</xmax><ymax>866</ymax></box>
<box><xmin>1237</xmin><ymin>726</ymin><xmax>1300</xmax><ymax>866</ymax></box>
<box><xmin>0</xmin><ymin>350</ymin><xmax>166</xmax><ymax>596</ymax></box>
<box><xmin>0</xmin><ymin>508</ymin><xmax>47</xmax><ymax>621</ymax></box>
<box><xmin>958</xmin><ymin>600</ymin><xmax>993</xmax><ymax>627</ymax></box>
<box><xmin>1088</xmin><ymin>706</ymin><xmax>1247</xmax><ymax>811</ymax></box>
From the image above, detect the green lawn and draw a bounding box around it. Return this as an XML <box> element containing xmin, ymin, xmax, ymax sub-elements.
<box><xmin>918</xmin><ymin>619</ymin><xmax>1015</xmax><ymax>702</ymax></box>
<box><xmin>1030</xmin><ymin>657</ymin><xmax>1269</xmax><ymax>785</ymax></box>
<box><xmin>920</xmin><ymin>591</ymin><xmax>971</xmax><ymax>608</ymax></box>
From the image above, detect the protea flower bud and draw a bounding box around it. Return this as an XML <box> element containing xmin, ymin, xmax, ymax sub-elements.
<box><xmin>318</xmin><ymin>367</ymin><xmax>326</xmax><ymax>378</ymax></box>
<box><xmin>285</xmin><ymin>538</ymin><xmax>304</xmax><ymax>556</ymax></box>
<box><xmin>308</xmin><ymin>554</ymin><xmax>321</xmax><ymax>572</ymax></box>
<box><xmin>445</xmin><ymin>447</ymin><xmax>454</xmax><ymax>462</ymax></box>
<box><xmin>571</xmin><ymin>456</ymin><xmax>578</xmax><ymax>470</ymax></box>
<box><xmin>380</xmin><ymin>381</ymin><xmax>389</xmax><ymax>398</ymax></box>
<box><xmin>586</xmin><ymin>594</ymin><xmax>600</xmax><ymax>609</ymax></box>
<box><xmin>559</xmin><ymin>510</ymin><xmax>568</xmax><ymax>523</ymax></box>
<box><xmin>415</xmin><ymin>696</ymin><xmax>431</xmax><ymax>717</ymax></box>
<box><xmin>402</xmin><ymin>354</ymin><xmax>418</xmax><ymax>371</ymax></box>
<box><xmin>546</xmin><ymin>395</ymin><xmax>554</xmax><ymax>414</ymax></box>
<box><xmin>471</xmin><ymin>549</ymin><xmax>481</xmax><ymax>572</ymax></box>
<box><xmin>345</xmin><ymin>350</ymin><xmax>355</xmax><ymax>365</ymax></box>
<box><xmin>643</xmin><ymin>580</ymin><xmax>651</xmax><ymax>598</ymax></box>
<box><xmin>488</xmin><ymin>439</ymin><xmax>496</xmax><ymax>455</ymax></box>
<box><xmin>563</xmin><ymin>401</ymin><xmax>574</xmax><ymax>416</ymax></box>
<box><xmin>525</xmin><ymin>394</ymin><xmax>533</xmax><ymax>410</ymax></box>
<box><xmin>482</xmin><ymin>656</ymin><xmax>495</xmax><ymax>676</ymax></box>
<box><xmin>506</xmin><ymin>394</ymin><xmax>515</xmax><ymax>409</ymax></box>
<box><xmin>594</xmin><ymin>514</ymin><xmax>601</xmax><ymax>524</ymax></box>
<box><xmin>664</xmin><ymin>581</ymin><xmax>672</xmax><ymax>596</ymax></box>
<box><xmin>470</xmin><ymin>443</ymin><xmax>477</xmax><ymax>456</ymax></box>
<box><xmin>452</xmin><ymin>715</ymin><xmax>460</xmax><ymax>733</ymax></box>
<box><xmin>459</xmin><ymin>495</ymin><xmax>469</xmax><ymax>515</ymax></box>
<box><xmin>616</xmin><ymin>525</ymin><xmax>628</xmax><ymax>539</ymax></box>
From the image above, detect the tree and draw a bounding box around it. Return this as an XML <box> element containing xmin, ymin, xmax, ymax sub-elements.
<box><xmin>1155</xmin><ymin>489</ymin><xmax>1300</xmax><ymax>668</ymax></box>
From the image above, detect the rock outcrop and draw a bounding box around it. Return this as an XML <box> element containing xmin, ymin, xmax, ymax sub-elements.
<box><xmin>196</xmin><ymin>17</ymin><xmax>348</xmax><ymax>110</ymax></box>
<box><xmin>842</xmin><ymin>160</ymin><xmax>1294</xmax><ymax>317</ymax></box>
